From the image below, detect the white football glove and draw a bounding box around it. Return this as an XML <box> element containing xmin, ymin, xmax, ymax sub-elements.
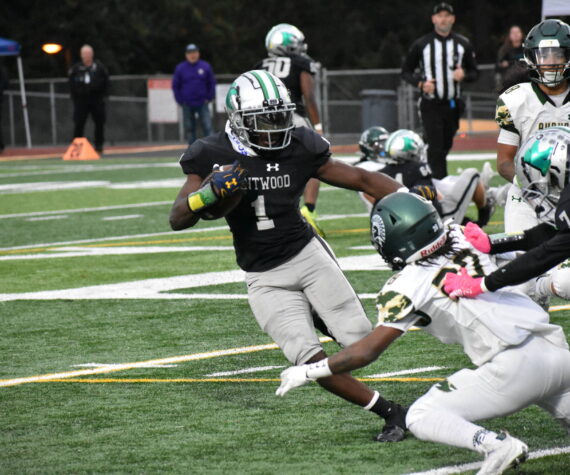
<box><xmin>275</xmin><ymin>365</ymin><xmax>312</xmax><ymax>397</ymax></box>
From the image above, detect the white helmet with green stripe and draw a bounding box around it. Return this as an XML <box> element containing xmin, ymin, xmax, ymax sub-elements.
<box><xmin>225</xmin><ymin>70</ymin><xmax>296</xmax><ymax>152</ymax></box>
<box><xmin>265</xmin><ymin>23</ymin><xmax>307</xmax><ymax>57</ymax></box>
<box><xmin>385</xmin><ymin>129</ymin><xmax>427</xmax><ymax>163</ymax></box>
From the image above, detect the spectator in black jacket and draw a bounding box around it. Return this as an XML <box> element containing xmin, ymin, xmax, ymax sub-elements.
<box><xmin>68</xmin><ymin>45</ymin><xmax>109</xmax><ymax>153</ymax></box>
<box><xmin>401</xmin><ymin>3</ymin><xmax>479</xmax><ymax>179</ymax></box>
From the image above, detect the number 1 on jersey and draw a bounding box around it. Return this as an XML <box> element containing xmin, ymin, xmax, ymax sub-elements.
<box><xmin>252</xmin><ymin>195</ymin><xmax>275</xmax><ymax>230</ymax></box>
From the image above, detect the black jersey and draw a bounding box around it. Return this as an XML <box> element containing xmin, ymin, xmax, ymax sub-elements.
<box><xmin>378</xmin><ymin>160</ymin><xmax>433</xmax><ymax>189</ymax></box>
<box><xmin>485</xmin><ymin>184</ymin><xmax>570</xmax><ymax>291</ymax></box>
<box><xmin>179</xmin><ymin>127</ymin><xmax>329</xmax><ymax>272</ymax></box>
<box><xmin>255</xmin><ymin>54</ymin><xmax>317</xmax><ymax>117</ymax></box>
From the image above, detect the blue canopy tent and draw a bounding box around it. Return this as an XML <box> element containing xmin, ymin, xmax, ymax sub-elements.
<box><xmin>0</xmin><ymin>37</ymin><xmax>31</xmax><ymax>148</ymax></box>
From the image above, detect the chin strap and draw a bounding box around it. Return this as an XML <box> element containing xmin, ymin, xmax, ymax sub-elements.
<box><xmin>225</xmin><ymin>121</ymin><xmax>258</xmax><ymax>157</ymax></box>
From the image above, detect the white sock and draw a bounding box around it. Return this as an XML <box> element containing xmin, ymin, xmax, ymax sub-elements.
<box><xmin>407</xmin><ymin>409</ymin><xmax>494</xmax><ymax>454</ymax></box>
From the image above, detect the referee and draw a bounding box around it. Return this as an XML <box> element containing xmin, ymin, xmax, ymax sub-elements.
<box><xmin>401</xmin><ymin>3</ymin><xmax>479</xmax><ymax>178</ymax></box>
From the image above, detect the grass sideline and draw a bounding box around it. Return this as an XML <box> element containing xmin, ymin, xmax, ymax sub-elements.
<box><xmin>1</xmin><ymin>155</ymin><xmax>569</xmax><ymax>473</ymax></box>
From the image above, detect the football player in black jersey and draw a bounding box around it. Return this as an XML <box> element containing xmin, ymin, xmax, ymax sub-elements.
<box><xmin>444</xmin><ymin>127</ymin><xmax>570</xmax><ymax>302</ymax></box>
<box><xmin>256</xmin><ymin>23</ymin><xmax>325</xmax><ymax>237</ymax></box>
<box><xmin>170</xmin><ymin>70</ymin><xmax>408</xmax><ymax>442</ymax></box>
<box><xmin>356</xmin><ymin>127</ymin><xmax>503</xmax><ymax>227</ymax></box>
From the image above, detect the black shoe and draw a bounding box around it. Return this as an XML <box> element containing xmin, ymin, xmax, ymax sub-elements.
<box><xmin>374</xmin><ymin>403</ymin><xmax>408</xmax><ymax>443</ymax></box>
<box><xmin>475</xmin><ymin>197</ymin><xmax>496</xmax><ymax>227</ymax></box>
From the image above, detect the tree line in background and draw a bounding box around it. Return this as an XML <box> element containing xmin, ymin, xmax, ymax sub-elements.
<box><xmin>1</xmin><ymin>0</ymin><xmax>542</xmax><ymax>81</ymax></box>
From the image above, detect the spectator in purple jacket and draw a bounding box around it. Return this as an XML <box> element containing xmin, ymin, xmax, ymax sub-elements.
<box><xmin>172</xmin><ymin>44</ymin><xmax>216</xmax><ymax>145</ymax></box>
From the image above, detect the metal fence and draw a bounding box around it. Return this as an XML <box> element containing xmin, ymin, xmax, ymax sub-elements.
<box><xmin>1</xmin><ymin>66</ymin><xmax>499</xmax><ymax>148</ymax></box>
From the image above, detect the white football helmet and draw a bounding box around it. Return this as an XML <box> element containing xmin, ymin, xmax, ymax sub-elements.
<box><xmin>265</xmin><ymin>23</ymin><xmax>308</xmax><ymax>57</ymax></box>
<box><xmin>515</xmin><ymin>126</ymin><xmax>570</xmax><ymax>226</ymax></box>
<box><xmin>384</xmin><ymin>129</ymin><xmax>427</xmax><ymax>163</ymax></box>
<box><xmin>225</xmin><ymin>70</ymin><xmax>296</xmax><ymax>152</ymax></box>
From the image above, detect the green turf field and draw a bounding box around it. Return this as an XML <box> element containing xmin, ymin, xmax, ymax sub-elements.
<box><xmin>1</xmin><ymin>154</ymin><xmax>569</xmax><ymax>473</ymax></box>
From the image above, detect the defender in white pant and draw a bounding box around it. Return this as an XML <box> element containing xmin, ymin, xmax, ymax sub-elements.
<box><xmin>277</xmin><ymin>194</ymin><xmax>570</xmax><ymax>474</ymax></box>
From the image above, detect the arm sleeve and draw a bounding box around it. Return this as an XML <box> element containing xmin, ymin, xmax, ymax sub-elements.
<box><xmin>489</xmin><ymin>223</ymin><xmax>557</xmax><ymax>254</ymax></box>
<box><xmin>485</xmin><ymin>229</ymin><xmax>570</xmax><ymax>291</ymax></box>
<box><xmin>401</xmin><ymin>41</ymin><xmax>423</xmax><ymax>87</ymax></box>
<box><xmin>382</xmin><ymin>313</ymin><xmax>423</xmax><ymax>333</ymax></box>
<box><xmin>497</xmin><ymin>128</ymin><xmax>520</xmax><ymax>146</ymax></box>
<box><xmin>495</xmin><ymin>97</ymin><xmax>519</xmax><ymax>135</ymax></box>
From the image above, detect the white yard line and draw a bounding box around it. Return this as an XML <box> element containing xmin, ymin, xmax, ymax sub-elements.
<box><xmin>26</xmin><ymin>215</ymin><xmax>68</xmax><ymax>222</ymax></box>
<box><xmin>0</xmin><ymin>200</ymin><xmax>172</xmax><ymax>220</ymax></box>
<box><xmin>365</xmin><ymin>366</ymin><xmax>446</xmax><ymax>378</ymax></box>
<box><xmin>0</xmin><ymin>162</ymin><xmax>179</xmax><ymax>178</ymax></box>
<box><xmin>0</xmin><ymin>337</ymin><xmax>331</xmax><ymax>388</ymax></box>
<box><xmin>0</xmin><ymin>224</ymin><xmax>229</xmax><ymax>251</ymax></box>
<box><xmin>0</xmin><ymin>246</ymin><xmax>235</xmax><ymax>260</ymax></box>
<box><xmin>0</xmin><ymin>178</ymin><xmax>185</xmax><ymax>194</ymax></box>
<box><xmin>206</xmin><ymin>366</ymin><xmax>286</xmax><ymax>377</ymax></box>
<box><xmin>404</xmin><ymin>446</ymin><xmax>570</xmax><ymax>475</ymax></box>
<box><xmin>0</xmin><ymin>255</ymin><xmax>387</xmax><ymax>301</ymax></box>
<box><xmin>101</xmin><ymin>214</ymin><xmax>143</xmax><ymax>221</ymax></box>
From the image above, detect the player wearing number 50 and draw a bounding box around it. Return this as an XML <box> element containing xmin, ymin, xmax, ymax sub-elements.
<box><xmin>170</xmin><ymin>69</ymin><xmax>409</xmax><ymax>442</ymax></box>
<box><xmin>256</xmin><ymin>23</ymin><xmax>326</xmax><ymax>238</ymax></box>
<box><xmin>277</xmin><ymin>193</ymin><xmax>570</xmax><ymax>475</ymax></box>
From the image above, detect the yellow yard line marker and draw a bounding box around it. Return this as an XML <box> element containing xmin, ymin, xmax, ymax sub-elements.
<box><xmin>0</xmin><ymin>338</ymin><xmax>328</xmax><ymax>388</ymax></box>
<box><xmin>33</xmin><ymin>377</ymin><xmax>444</xmax><ymax>384</ymax></box>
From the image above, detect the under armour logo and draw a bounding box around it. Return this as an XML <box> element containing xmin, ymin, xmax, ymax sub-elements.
<box><xmin>225</xmin><ymin>178</ymin><xmax>238</xmax><ymax>188</ymax></box>
<box><xmin>266</xmin><ymin>163</ymin><xmax>280</xmax><ymax>172</ymax></box>
<box><xmin>511</xmin><ymin>195</ymin><xmax>523</xmax><ymax>202</ymax></box>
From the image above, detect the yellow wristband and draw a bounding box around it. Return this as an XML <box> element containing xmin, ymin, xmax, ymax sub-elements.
<box><xmin>187</xmin><ymin>183</ymin><xmax>218</xmax><ymax>212</ymax></box>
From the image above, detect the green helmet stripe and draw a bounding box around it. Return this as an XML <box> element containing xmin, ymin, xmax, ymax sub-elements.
<box><xmin>249</xmin><ymin>71</ymin><xmax>270</xmax><ymax>100</ymax></box>
<box><xmin>523</xmin><ymin>140</ymin><xmax>552</xmax><ymax>176</ymax></box>
<box><xmin>264</xmin><ymin>72</ymin><xmax>281</xmax><ymax>99</ymax></box>
<box><xmin>249</xmin><ymin>70</ymin><xmax>280</xmax><ymax>100</ymax></box>
<box><xmin>225</xmin><ymin>83</ymin><xmax>238</xmax><ymax>110</ymax></box>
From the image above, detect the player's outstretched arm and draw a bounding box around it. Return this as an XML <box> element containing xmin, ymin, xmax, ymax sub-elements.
<box><xmin>276</xmin><ymin>326</ymin><xmax>403</xmax><ymax>396</ymax></box>
<box><xmin>496</xmin><ymin>143</ymin><xmax>517</xmax><ymax>182</ymax></box>
<box><xmin>169</xmin><ymin>173</ymin><xmax>203</xmax><ymax>230</ymax></box>
<box><xmin>317</xmin><ymin>158</ymin><xmax>402</xmax><ymax>199</ymax></box>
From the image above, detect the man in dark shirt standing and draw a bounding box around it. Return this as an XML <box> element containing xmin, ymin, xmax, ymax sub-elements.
<box><xmin>401</xmin><ymin>3</ymin><xmax>479</xmax><ymax>178</ymax></box>
<box><xmin>172</xmin><ymin>44</ymin><xmax>216</xmax><ymax>146</ymax></box>
<box><xmin>68</xmin><ymin>45</ymin><xmax>109</xmax><ymax>154</ymax></box>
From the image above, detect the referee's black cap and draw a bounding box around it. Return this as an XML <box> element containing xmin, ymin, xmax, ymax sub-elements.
<box><xmin>433</xmin><ymin>2</ymin><xmax>454</xmax><ymax>14</ymax></box>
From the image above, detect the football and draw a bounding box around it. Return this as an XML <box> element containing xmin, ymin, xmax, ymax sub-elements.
<box><xmin>199</xmin><ymin>165</ymin><xmax>245</xmax><ymax>220</ymax></box>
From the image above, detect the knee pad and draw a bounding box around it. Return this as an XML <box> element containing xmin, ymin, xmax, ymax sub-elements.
<box><xmin>552</xmin><ymin>262</ymin><xmax>570</xmax><ymax>300</ymax></box>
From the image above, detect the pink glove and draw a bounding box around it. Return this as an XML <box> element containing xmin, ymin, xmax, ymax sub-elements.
<box><xmin>443</xmin><ymin>267</ymin><xmax>485</xmax><ymax>299</ymax></box>
<box><xmin>463</xmin><ymin>222</ymin><xmax>491</xmax><ymax>253</ymax></box>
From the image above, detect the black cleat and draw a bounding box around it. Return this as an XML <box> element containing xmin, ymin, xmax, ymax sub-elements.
<box><xmin>375</xmin><ymin>424</ymin><xmax>406</xmax><ymax>442</ymax></box>
<box><xmin>374</xmin><ymin>403</ymin><xmax>408</xmax><ymax>443</ymax></box>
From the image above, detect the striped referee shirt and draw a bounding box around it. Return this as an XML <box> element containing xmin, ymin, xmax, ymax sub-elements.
<box><xmin>401</xmin><ymin>31</ymin><xmax>478</xmax><ymax>101</ymax></box>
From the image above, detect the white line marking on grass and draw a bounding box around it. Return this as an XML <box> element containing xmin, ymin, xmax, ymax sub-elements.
<box><xmin>0</xmin><ymin>162</ymin><xmax>179</xmax><ymax>179</ymax></box>
<box><xmin>404</xmin><ymin>445</ymin><xmax>570</xmax><ymax>475</ymax></box>
<box><xmin>0</xmin><ymin>246</ymin><xmax>235</xmax><ymax>260</ymax></box>
<box><xmin>26</xmin><ymin>215</ymin><xmax>68</xmax><ymax>221</ymax></box>
<box><xmin>0</xmin><ymin>181</ymin><xmax>110</xmax><ymax>193</ymax></box>
<box><xmin>365</xmin><ymin>366</ymin><xmax>446</xmax><ymax>378</ymax></box>
<box><xmin>72</xmin><ymin>362</ymin><xmax>178</xmax><ymax>368</ymax></box>
<box><xmin>0</xmin><ymin>224</ymin><xmax>228</xmax><ymax>251</ymax></box>
<box><xmin>206</xmin><ymin>365</ymin><xmax>286</xmax><ymax>377</ymax></box>
<box><xmin>0</xmin><ymin>201</ymin><xmax>172</xmax><ymax>220</ymax></box>
<box><xmin>0</xmin><ymin>255</ymin><xmax>388</xmax><ymax>300</ymax></box>
<box><xmin>0</xmin><ymin>338</ymin><xmax>332</xmax><ymax>388</ymax></box>
<box><xmin>101</xmin><ymin>214</ymin><xmax>143</xmax><ymax>221</ymax></box>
